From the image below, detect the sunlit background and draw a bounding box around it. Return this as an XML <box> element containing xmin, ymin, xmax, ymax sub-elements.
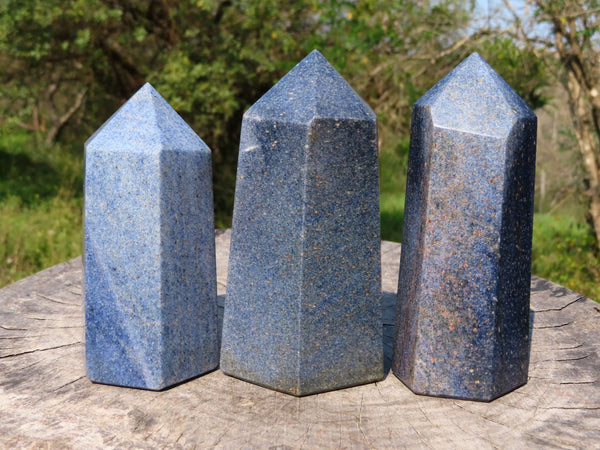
<box><xmin>0</xmin><ymin>0</ymin><xmax>598</xmax><ymax>300</ymax></box>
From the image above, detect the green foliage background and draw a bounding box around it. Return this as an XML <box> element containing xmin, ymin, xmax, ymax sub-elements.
<box><xmin>1</xmin><ymin>0</ymin><xmax>599</xmax><ymax>301</ymax></box>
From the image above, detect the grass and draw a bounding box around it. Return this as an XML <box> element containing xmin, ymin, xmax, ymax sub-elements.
<box><xmin>1</xmin><ymin>128</ymin><xmax>599</xmax><ymax>302</ymax></box>
<box><xmin>380</xmin><ymin>192</ymin><xmax>405</xmax><ymax>243</ymax></box>
<box><xmin>531</xmin><ymin>213</ymin><xmax>600</xmax><ymax>301</ymax></box>
<box><xmin>378</xmin><ymin>140</ymin><xmax>407</xmax><ymax>243</ymax></box>
<box><xmin>0</xmin><ymin>129</ymin><xmax>83</xmax><ymax>286</ymax></box>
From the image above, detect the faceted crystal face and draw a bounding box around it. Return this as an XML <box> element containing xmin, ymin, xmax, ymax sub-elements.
<box><xmin>84</xmin><ymin>83</ymin><xmax>219</xmax><ymax>390</ymax></box>
<box><xmin>221</xmin><ymin>50</ymin><xmax>383</xmax><ymax>396</ymax></box>
<box><xmin>392</xmin><ymin>53</ymin><xmax>537</xmax><ymax>401</ymax></box>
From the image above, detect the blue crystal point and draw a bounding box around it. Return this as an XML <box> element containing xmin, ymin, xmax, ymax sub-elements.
<box><xmin>221</xmin><ymin>51</ymin><xmax>383</xmax><ymax>396</ymax></box>
<box><xmin>245</xmin><ymin>49</ymin><xmax>375</xmax><ymax>123</ymax></box>
<box><xmin>392</xmin><ymin>53</ymin><xmax>537</xmax><ymax>401</ymax></box>
<box><xmin>84</xmin><ymin>83</ymin><xmax>219</xmax><ymax>390</ymax></box>
<box><xmin>86</xmin><ymin>83</ymin><xmax>207</xmax><ymax>152</ymax></box>
<box><xmin>418</xmin><ymin>53</ymin><xmax>536</xmax><ymax>137</ymax></box>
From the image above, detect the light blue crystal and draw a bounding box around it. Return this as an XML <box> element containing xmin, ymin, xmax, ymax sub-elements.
<box><xmin>84</xmin><ymin>83</ymin><xmax>219</xmax><ymax>390</ymax></box>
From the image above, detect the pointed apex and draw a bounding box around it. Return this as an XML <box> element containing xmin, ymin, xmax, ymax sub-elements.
<box><xmin>463</xmin><ymin>51</ymin><xmax>486</xmax><ymax>64</ymax></box>
<box><xmin>137</xmin><ymin>81</ymin><xmax>155</xmax><ymax>93</ymax></box>
<box><xmin>416</xmin><ymin>53</ymin><xmax>535</xmax><ymax>138</ymax></box>
<box><xmin>86</xmin><ymin>82</ymin><xmax>207</xmax><ymax>153</ymax></box>
<box><xmin>305</xmin><ymin>48</ymin><xmax>327</xmax><ymax>62</ymax></box>
<box><xmin>245</xmin><ymin>50</ymin><xmax>375</xmax><ymax>124</ymax></box>
<box><xmin>452</xmin><ymin>52</ymin><xmax>500</xmax><ymax>80</ymax></box>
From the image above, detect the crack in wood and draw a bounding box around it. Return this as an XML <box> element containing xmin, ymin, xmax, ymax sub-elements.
<box><xmin>540</xmin><ymin>406</ymin><xmax>600</xmax><ymax>411</ymax></box>
<box><xmin>357</xmin><ymin>392</ymin><xmax>374</xmax><ymax>449</ymax></box>
<box><xmin>532</xmin><ymin>296</ymin><xmax>585</xmax><ymax>312</ymax></box>
<box><xmin>0</xmin><ymin>335</ymin><xmax>44</xmax><ymax>340</ymax></box>
<box><xmin>449</xmin><ymin>413</ymin><xmax>499</xmax><ymax>448</ymax></box>
<box><xmin>143</xmin><ymin>423</ymin><xmax>165</xmax><ymax>442</ymax></box>
<box><xmin>456</xmin><ymin>401</ymin><xmax>545</xmax><ymax>444</ymax></box>
<box><xmin>35</xmin><ymin>292</ymin><xmax>79</xmax><ymax>306</ymax></box>
<box><xmin>555</xmin><ymin>354</ymin><xmax>593</xmax><ymax>362</ymax></box>
<box><xmin>406</xmin><ymin>420</ymin><xmax>432</xmax><ymax>449</ymax></box>
<box><xmin>531</xmin><ymin>343</ymin><xmax>584</xmax><ymax>351</ymax></box>
<box><xmin>24</xmin><ymin>315</ymin><xmax>81</xmax><ymax>321</ymax></box>
<box><xmin>38</xmin><ymin>326</ymin><xmax>83</xmax><ymax>330</ymax></box>
<box><xmin>53</xmin><ymin>375</ymin><xmax>86</xmax><ymax>392</ymax></box>
<box><xmin>533</xmin><ymin>354</ymin><xmax>593</xmax><ymax>364</ymax></box>
<box><xmin>528</xmin><ymin>375</ymin><xmax>598</xmax><ymax>387</ymax></box>
<box><xmin>534</xmin><ymin>321</ymin><xmax>574</xmax><ymax>329</ymax></box>
<box><xmin>0</xmin><ymin>325</ymin><xmax>27</xmax><ymax>331</ymax></box>
<box><xmin>0</xmin><ymin>341</ymin><xmax>82</xmax><ymax>359</ymax></box>
<box><xmin>175</xmin><ymin>431</ymin><xmax>184</xmax><ymax>444</ymax></box>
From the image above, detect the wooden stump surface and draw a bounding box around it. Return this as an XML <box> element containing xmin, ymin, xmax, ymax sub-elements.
<box><xmin>1</xmin><ymin>230</ymin><xmax>599</xmax><ymax>448</ymax></box>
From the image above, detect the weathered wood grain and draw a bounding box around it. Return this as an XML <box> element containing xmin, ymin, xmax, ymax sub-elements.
<box><xmin>1</xmin><ymin>230</ymin><xmax>599</xmax><ymax>448</ymax></box>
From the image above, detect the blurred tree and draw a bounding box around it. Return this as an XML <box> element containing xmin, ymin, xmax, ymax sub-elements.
<box><xmin>499</xmin><ymin>0</ymin><xmax>600</xmax><ymax>248</ymax></box>
<box><xmin>0</xmin><ymin>0</ymin><xmax>177</xmax><ymax>145</ymax></box>
<box><xmin>0</xmin><ymin>0</ymin><xmax>548</xmax><ymax>224</ymax></box>
<box><xmin>151</xmin><ymin>0</ymin><xmax>321</xmax><ymax>219</ymax></box>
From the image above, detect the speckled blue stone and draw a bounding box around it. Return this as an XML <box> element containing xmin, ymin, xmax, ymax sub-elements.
<box><xmin>392</xmin><ymin>53</ymin><xmax>537</xmax><ymax>401</ymax></box>
<box><xmin>84</xmin><ymin>83</ymin><xmax>219</xmax><ymax>390</ymax></box>
<box><xmin>220</xmin><ymin>50</ymin><xmax>383</xmax><ymax>396</ymax></box>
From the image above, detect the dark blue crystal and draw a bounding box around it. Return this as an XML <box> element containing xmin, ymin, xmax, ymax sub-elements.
<box><xmin>221</xmin><ymin>50</ymin><xmax>383</xmax><ymax>396</ymax></box>
<box><xmin>392</xmin><ymin>53</ymin><xmax>537</xmax><ymax>401</ymax></box>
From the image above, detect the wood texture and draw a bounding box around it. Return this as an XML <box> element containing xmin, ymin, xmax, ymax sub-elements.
<box><xmin>1</xmin><ymin>230</ymin><xmax>599</xmax><ymax>448</ymax></box>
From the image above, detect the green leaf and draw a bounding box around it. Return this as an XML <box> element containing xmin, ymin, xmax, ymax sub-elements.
<box><xmin>75</xmin><ymin>28</ymin><xmax>91</xmax><ymax>48</ymax></box>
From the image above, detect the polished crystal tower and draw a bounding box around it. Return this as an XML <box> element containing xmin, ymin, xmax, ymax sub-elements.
<box><xmin>221</xmin><ymin>50</ymin><xmax>383</xmax><ymax>396</ymax></box>
<box><xmin>392</xmin><ymin>53</ymin><xmax>537</xmax><ymax>401</ymax></box>
<box><xmin>84</xmin><ymin>83</ymin><xmax>219</xmax><ymax>390</ymax></box>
